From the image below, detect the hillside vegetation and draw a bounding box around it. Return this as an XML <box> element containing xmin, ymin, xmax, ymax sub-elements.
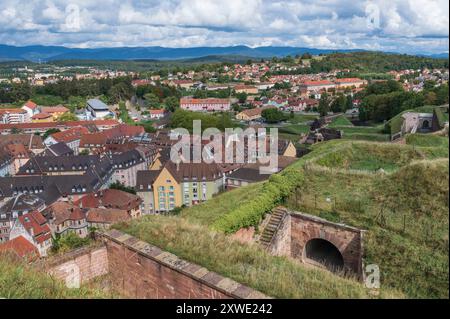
<box><xmin>285</xmin><ymin>140</ymin><xmax>449</xmax><ymax>298</ymax></box>
<box><xmin>0</xmin><ymin>254</ymin><xmax>110</xmax><ymax>298</ymax></box>
<box><xmin>113</xmin><ymin>216</ymin><xmax>402</xmax><ymax>299</ymax></box>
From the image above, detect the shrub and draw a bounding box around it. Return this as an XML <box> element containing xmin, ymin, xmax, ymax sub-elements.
<box><xmin>212</xmin><ymin>169</ymin><xmax>303</xmax><ymax>233</ymax></box>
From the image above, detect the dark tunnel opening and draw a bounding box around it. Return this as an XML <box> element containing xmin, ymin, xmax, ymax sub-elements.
<box><xmin>304</xmin><ymin>238</ymin><xmax>344</xmax><ymax>272</ymax></box>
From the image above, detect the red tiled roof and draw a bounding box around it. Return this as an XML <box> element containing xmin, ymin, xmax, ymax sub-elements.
<box><xmin>303</xmin><ymin>80</ymin><xmax>334</xmax><ymax>86</ymax></box>
<box><xmin>50</xmin><ymin>126</ymin><xmax>90</xmax><ymax>143</ymax></box>
<box><xmin>6</xmin><ymin>143</ymin><xmax>29</xmax><ymax>158</ymax></box>
<box><xmin>79</xmin><ymin>124</ymin><xmax>144</xmax><ymax>147</ymax></box>
<box><xmin>17</xmin><ymin>211</ymin><xmax>51</xmax><ymax>244</ymax></box>
<box><xmin>0</xmin><ymin>120</ymin><xmax>120</xmax><ymax>131</ymax></box>
<box><xmin>86</xmin><ymin>208</ymin><xmax>130</xmax><ymax>224</ymax></box>
<box><xmin>24</xmin><ymin>101</ymin><xmax>37</xmax><ymax>109</ymax></box>
<box><xmin>74</xmin><ymin>189</ymin><xmax>142</xmax><ymax>211</ymax></box>
<box><xmin>180</xmin><ymin>98</ymin><xmax>230</xmax><ymax>105</ymax></box>
<box><xmin>41</xmin><ymin>106</ymin><xmax>69</xmax><ymax>113</ymax></box>
<box><xmin>31</xmin><ymin>113</ymin><xmax>52</xmax><ymax>120</ymax></box>
<box><xmin>0</xmin><ymin>236</ymin><xmax>39</xmax><ymax>259</ymax></box>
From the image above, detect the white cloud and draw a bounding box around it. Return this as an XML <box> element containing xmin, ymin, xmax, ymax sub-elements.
<box><xmin>0</xmin><ymin>0</ymin><xmax>447</xmax><ymax>54</ymax></box>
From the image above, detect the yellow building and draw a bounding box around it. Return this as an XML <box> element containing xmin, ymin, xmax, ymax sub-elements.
<box><xmin>41</xmin><ymin>105</ymin><xmax>70</xmax><ymax>120</ymax></box>
<box><xmin>31</xmin><ymin>113</ymin><xmax>53</xmax><ymax>123</ymax></box>
<box><xmin>152</xmin><ymin>164</ymin><xmax>182</xmax><ymax>212</ymax></box>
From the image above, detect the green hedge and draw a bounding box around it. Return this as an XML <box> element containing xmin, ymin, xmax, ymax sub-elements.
<box><xmin>212</xmin><ymin>168</ymin><xmax>304</xmax><ymax>233</ymax></box>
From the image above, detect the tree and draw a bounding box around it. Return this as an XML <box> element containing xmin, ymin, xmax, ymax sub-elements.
<box><xmin>301</xmin><ymin>52</ymin><xmax>312</xmax><ymax>59</ymax></box>
<box><xmin>108</xmin><ymin>82</ymin><xmax>133</xmax><ymax>104</ymax></box>
<box><xmin>58</xmin><ymin>112</ymin><xmax>78</xmax><ymax>122</ymax></box>
<box><xmin>346</xmin><ymin>95</ymin><xmax>354</xmax><ymax>110</ymax></box>
<box><xmin>164</xmin><ymin>96</ymin><xmax>179</xmax><ymax>112</ymax></box>
<box><xmin>261</xmin><ymin>108</ymin><xmax>286</xmax><ymax>123</ymax></box>
<box><xmin>67</xmin><ymin>96</ymin><xmax>86</xmax><ymax>112</ymax></box>
<box><xmin>143</xmin><ymin>93</ymin><xmax>160</xmax><ymax>108</ymax></box>
<box><xmin>330</xmin><ymin>94</ymin><xmax>346</xmax><ymax>113</ymax></box>
<box><xmin>318</xmin><ymin>93</ymin><xmax>330</xmax><ymax>116</ymax></box>
<box><xmin>236</xmin><ymin>92</ymin><xmax>248</xmax><ymax>104</ymax></box>
<box><xmin>109</xmin><ymin>181</ymin><xmax>137</xmax><ymax>195</ymax></box>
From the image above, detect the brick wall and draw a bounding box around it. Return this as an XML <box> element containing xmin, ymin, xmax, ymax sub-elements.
<box><xmin>46</xmin><ymin>246</ymin><xmax>108</xmax><ymax>287</ymax></box>
<box><xmin>268</xmin><ymin>209</ymin><xmax>364</xmax><ymax>278</ymax></box>
<box><xmin>269</xmin><ymin>214</ymin><xmax>291</xmax><ymax>256</ymax></box>
<box><xmin>99</xmin><ymin>229</ymin><xmax>268</xmax><ymax>299</ymax></box>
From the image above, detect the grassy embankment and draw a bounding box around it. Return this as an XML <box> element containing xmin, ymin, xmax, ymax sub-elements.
<box><xmin>0</xmin><ymin>254</ymin><xmax>111</xmax><ymax>298</ymax></box>
<box><xmin>285</xmin><ymin>137</ymin><xmax>449</xmax><ymax>298</ymax></box>
<box><xmin>117</xmin><ymin>135</ymin><xmax>447</xmax><ymax>298</ymax></box>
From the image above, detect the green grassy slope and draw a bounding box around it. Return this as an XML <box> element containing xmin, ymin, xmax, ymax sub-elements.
<box><xmin>0</xmin><ymin>254</ymin><xmax>110</xmax><ymax>298</ymax></box>
<box><xmin>285</xmin><ymin>141</ymin><xmax>449</xmax><ymax>298</ymax></box>
<box><xmin>114</xmin><ymin>216</ymin><xmax>402</xmax><ymax>299</ymax></box>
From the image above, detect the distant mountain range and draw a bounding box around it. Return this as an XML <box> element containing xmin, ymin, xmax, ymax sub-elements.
<box><xmin>0</xmin><ymin>44</ymin><xmax>448</xmax><ymax>62</ymax></box>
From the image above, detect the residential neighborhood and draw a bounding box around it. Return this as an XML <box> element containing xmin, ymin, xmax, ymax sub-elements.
<box><xmin>0</xmin><ymin>0</ymin><xmax>448</xmax><ymax>304</ymax></box>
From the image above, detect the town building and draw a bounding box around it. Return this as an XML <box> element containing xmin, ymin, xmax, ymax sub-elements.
<box><xmin>41</xmin><ymin>202</ymin><xmax>88</xmax><ymax>238</ymax></box>
<box><xmin>40</xmin><ymin>105</ymin><xmax>70</xmax><ymax>120</ymax></box>
<box><xmin>180</xmin><ymin>97</ymin><xmax>231</xmax><ymax>112</ymax></box>
<box><xmin>152</xmin><ymin>161</ymin><xmax>224</xmax><ymax>213</ymax></box>
<box><xmin>9</xmin><ymin>211</ymin><xmax>52</xmax><ymax>257</ymax></box>
<box><xmin>0</xmin><ymin>235</ymin><xmax>39</xmax><ymax>259</ymax></box>
<box><xmin>74</xmin><ymin>189</ymin><xmax>142</xmax><ymax>219</ymax></box>
<box><xmin>0</xmin><ymin>108</ymin><xmax>30</xmax><ymax>124</ymax></box>
<box><xmin>136</xmin><ymin>170</ymin><xmax>159</xmax><ymax>215</ymax></box>
<box><xmin>234</xmin><ymin>85</ymin><xmax>258</xmax><ymax>94</ymax></box>
<box><xmin>86</xmin><ymin>99</ymin><xmax>113</xmax><ymax>120</ymax></box>
<box><xmin>44</xmin><ymin>126</ymin><xmax>90</xmax><ymax>155</ymax></box>
<box><xmin>236</xmin><ymin>106</ymin><xmax>276</xmax><ymax>122</ymax></box>
<box><xmin>21</xmin><ymin>101</ymin><xmax>39</xmax><ymax>118</ymax></box>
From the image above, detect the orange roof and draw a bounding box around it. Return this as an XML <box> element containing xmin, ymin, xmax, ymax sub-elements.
<box><xmin>24</xmin><ymin>101</ymin><xmax>37</xmax><ymax>109</ymax></box>
<box><xmin>303</xmin><ymin>80</ymin><xmax>334</xmax><ymax>86</ymax></box>
<box><xmin>180</xmin><ymin>98</ymin><xmax>230</xmax><ymax>104</ymax></box>
<box><xmin>0</xmin><ymin>119</ymin><xmax>119</xmax><ymax>131</ymax></box>
<box><xmin>41</xmin><ymin>106</ymin><xmax>69</xmax><ymax>113</ymax></box>
<box><xmin>32</xmin><ymin>113</ymin><xmax>52</xmax><ymax>120</ymax></box>
<box><xmin>0</xmin><ymin>236</ymin><xmax>39</xmax><ymax>259</ymax></box>
<box><xmin>86</xmin><ymin>208</ymin><xmax>130</xmax><ymax>224</ymax></box>
<box><xmin>74</xmin><ymin>189</ymin><xmax>142</xmax><ymax>211</ymax></box>
<box><xmin>80</xmin><ymin>124</ymin><xmax>144</xmax><ymax>147</ymax></box>
<box><xmin>6</xmin><ymin>143</ymin><xmax>29</xmax><ymax>158</ymax></box>
<box><xmin>50</xmin><ymin>126</ymin><xmax>90</xmax><ymax>143</ymax></box>
<box><xmin>17</xmin><ymin>211</ymin><xmax>51</xmax><ymax>244</ymax></box>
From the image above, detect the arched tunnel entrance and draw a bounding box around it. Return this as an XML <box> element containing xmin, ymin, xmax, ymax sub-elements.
<box><xmin>304</xmin><ymin>238</ymin><xmax>344</xmax><ymax>272</ymax></box>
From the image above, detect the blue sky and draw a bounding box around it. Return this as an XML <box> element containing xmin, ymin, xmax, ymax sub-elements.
<box><xmin>0</xmin><ymin>0</ymin><xmax>448</xmax><ymax>54</ymax></box>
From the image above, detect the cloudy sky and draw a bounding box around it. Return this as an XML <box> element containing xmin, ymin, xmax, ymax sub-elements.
<box><xmin>0</xmin><ymin>0</ymin><xmax>448</xmax><ymax>54</ymax></box>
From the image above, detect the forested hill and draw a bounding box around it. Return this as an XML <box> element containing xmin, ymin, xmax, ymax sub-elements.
<box><xmin>307</xmin><ymin>52</ymin><xmax>449</xmax><ymax>73</ymax></box>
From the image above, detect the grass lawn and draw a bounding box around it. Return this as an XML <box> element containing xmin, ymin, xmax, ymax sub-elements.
<box><xmin>287</xmin><ymin>113</ymin><xmax>318</xmax><ymax>124</ymax></box>
<box><xmin>329</xmin><ymin>115</ymin><xmax>353</xmax><ymax>127</ymax></box>
<box><xmin>406</xmin><ymin>133</ymin><xmax>449</xmax><ymax>148</ymax></box>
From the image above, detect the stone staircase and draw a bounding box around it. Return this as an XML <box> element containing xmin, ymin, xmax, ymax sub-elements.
<box><xmin>258</xmin><ymin>207</ymin><xmax>287</xmax><ymax>249</ymax></box>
